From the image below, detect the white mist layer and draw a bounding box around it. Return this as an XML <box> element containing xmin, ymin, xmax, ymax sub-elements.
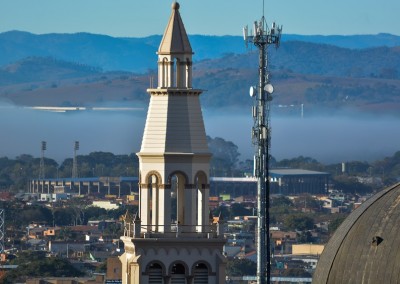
<box><xmin>0</xmin><ymin>103</ymin><xmax>399</xmax><ymax>164</ymax></box>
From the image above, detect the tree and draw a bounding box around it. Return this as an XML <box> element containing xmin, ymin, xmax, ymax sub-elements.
<box><xmin>373</xmin><ymin>151</ymin><xmax>400</xmax><ymax>186</ymax></box>
<box><xmin>293</xmin><ymin>194</ymin><xmax>322</xmax><ymax>211</ymax></box>
<box><xmin>298</xmin><ymin>230</ymin><xmax>313</xmax><ymax>243</ymax></box>
<box><xmin>212</xmin><ymin>205</ymin><xmax>230</xmax><ymax>220</ymax></box>
<box><xmin>271</xmin><ymin>196</ymin><xmax>293</xmax><ymax>207</ymax></box>
<box><xmin>230</xmin><ymin>203</ymin><xmax>252</xmax><ymax>217</ymax></box>
<box><xmin>270</xmin><ymin>196</ymin><xmax>296</xmax><ymax>225</ymax></box>
<box><xmin>107</xmin><ymin>205</ymin><xmax>137</xmax><ymax>220</ymax></box>
<box><xmin>344</xmin><ymin>161</ymin><xmax>371</xmax><ymax>175</ymax></box>
<box><xmin>54</xmin><ymin>208</ymin><xmax>75</xmax><ymax>226</ymax></box>
<box><xmin>226</xmin><ymin>258</ymin><xmax>256</xmax><ymax>277</ymax></box>
<box><xmin>14</xmin><ymin>205</ymin><xmax>53</xmax><ymax>227</ymax></box>
<box><xmin>57</xmin><ymin>227</ymin><xmax>77</xmax><ymax>241</ymax></box>
<box><xmin>333</xmin><ymin>175</ymin><xmax>373</xmax><ymax>194</ymax></box>
<box><xmin>207</xmin><ymin>136</ymin><xmax>240</xmax><ymax>176</ymax></box>
<box><xmin>275</xmin><ymin>156</ymin><xmax>323</xmax><ymax>171</ymax></box>
<box><xmin>328</xmin><ymin>215</ymin><xmax>347</xmax><ymax>234</ymax></box>
<box><xmin>84</xmin><ymin>206</ymin><xmax>107</xmax><ymax>222</ymax></box>
<box><xmin>281</xmin><ymin>268</ymin><xmax>311</xmax><ymax>277</ymax></box>
<box><xmin>283</xmin><ymin>214</ymin><xmax>314</xmax><ymax>231</ymax></box>
<box><xmin>4</xmin><ymin>251</ymin><xmax>84</xmax><ymax>283</ymax></box>
<box><xmin>103</xmin><ymin>223</ymin><xmax>123</xmax><ymax>239</ymax></box>
<box><xmin>237</xmin><ymin>159</ymin><xmax>253</xmax><ymax>176</ymax></box>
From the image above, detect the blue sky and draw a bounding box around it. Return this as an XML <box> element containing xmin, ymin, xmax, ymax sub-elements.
<box><xmin>1</xmin><ymin>0</ymin><xmax>399</xmax><ymax>37</ymax></box>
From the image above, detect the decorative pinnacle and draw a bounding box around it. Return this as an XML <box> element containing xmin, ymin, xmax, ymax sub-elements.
<box><xmin>172</xmin><ymin>2</ymin><xmax>180</xmax><ymax>10</ymax></box>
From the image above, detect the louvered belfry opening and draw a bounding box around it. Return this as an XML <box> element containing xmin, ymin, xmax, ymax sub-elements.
<box><xmin>171</xmin><ymin>263</ymin><xmax>186</xmax><ymax>284</ymax></box>
<box><xmin>193</xmin><ymin>263</ymin><xmax>209</xmax><ymax>284</ymax></box>
<box><xmin>148</xmin><ymin>262</ymin><xmax>163</xmax><ymax>284</ymax></box>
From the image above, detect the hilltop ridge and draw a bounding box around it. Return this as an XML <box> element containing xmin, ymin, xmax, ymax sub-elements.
<box><xmin>0</xmin><ymin>31</ymin><xmax>399</xmax><ymax>115</ymax></box>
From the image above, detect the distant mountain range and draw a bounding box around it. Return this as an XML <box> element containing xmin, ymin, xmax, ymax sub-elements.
<box><xmin>1</xmin><ymin>31</ymin><xmax>400</xmax><ymax>72</ymax></box>
<box><xmin>282</xmin><ymin>33</ymin><xmax>400</xmax><ymax>49</ymax></box>
<box><xmin>0</xmin><ymin>31</ymin><xmax>399</xmax><ymax>115</ymax></box>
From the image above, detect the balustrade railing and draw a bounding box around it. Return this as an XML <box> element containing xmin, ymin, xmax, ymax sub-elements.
<box><xmin>123</xmin><ymin>222</ymin><xmax>225</xmax><ymax>239</ymax></box>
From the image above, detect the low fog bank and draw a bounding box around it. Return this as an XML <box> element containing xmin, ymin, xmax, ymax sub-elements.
<box><xmin>0</xmin><ymin>102</ymin><xmax>399</xmax><ymax>165</ymax></box>
<box><xmin>205</xmin><ymin>110</ymin><xmax>400</xmax><ymax>164</ymax></box>
<box><xmin>0</xmin><ymin>103</ymin><xmax>145</xmax><ymax>163</ymax></box>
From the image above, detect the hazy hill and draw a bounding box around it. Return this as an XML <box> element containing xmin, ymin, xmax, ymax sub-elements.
<box><xmin>282</xmin><ymin>33</ymin><xmax>400</xmax><ymax>49</ymax></box>
<box><xmin>1</xmin><ymin>56</ymin><xmax>399</xmax><ymax>116</ymax></box>
<box><xmin>0</xmin><ymin>31</ymin><xmax>399</xmax><ymax>115</ymax></box>
<box><xmin>0</xmin><ymin>31</ymin><xmax>155</xmax><ymax>72</ymax></box>
<box><xmin>1</xmin><ymin>31</ymin><xmax>400</xmax><ymax>73</ymax></box>
<box><xmin>0</xmin><ymin>57</ymin><xmax>147</xmax><ymax>106</ymax></box>
<box><xmin>0</xmin><ymin>57</ymin><xmax>103</xmax><ymax>85</ymax></box>
<box><xmin>0</xmin><ymin>31</ymin><xmax>245</xmax><ymax>72</ymax></box>
<box><xmin>201</xmin><ymin>43</ymin><xmax>400</xmax><ymax>79</ymax></box>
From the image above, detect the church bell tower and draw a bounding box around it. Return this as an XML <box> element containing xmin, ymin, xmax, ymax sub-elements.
<box><xmin>120</xmin><ymin>2</ymin><xmax>226</xmax><ymax>283</ymax></box>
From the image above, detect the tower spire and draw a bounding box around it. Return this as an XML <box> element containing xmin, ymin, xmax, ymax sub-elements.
<box><xmin>157</xmin><ymin>2</ymin><xmax>193</xmax><ymax>88</ymax></box>
<box><xmin>120</xmin><ymin>3</ymin><xmax>226</xmax><ymax>283</ymax></box>
<box><xmin>158</xmin><ymin>2</ymin><xmax>192</xmax><ymax>55</ymax></box>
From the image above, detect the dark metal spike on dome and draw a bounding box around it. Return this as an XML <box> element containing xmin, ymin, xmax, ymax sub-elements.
<box><xmin>372</xmin><ymin>236</ymin><xmax>383</xmax><ymax>246</ymax></box>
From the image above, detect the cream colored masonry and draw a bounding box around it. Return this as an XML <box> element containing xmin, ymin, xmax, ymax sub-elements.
<box><xmin>140</xmin><ymin>89</ymin><xmax>208</xmax><ymax>154</ymax></box>
<box><xmin>120</xmin><ymin>2</ymin><xmax>226</xmax><ymax>283</ymax></box>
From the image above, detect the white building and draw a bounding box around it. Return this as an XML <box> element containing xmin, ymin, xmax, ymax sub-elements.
<box><xmin>39</xmin><ymin>193</ymin><xmax>69</xmax><ymax>202</ymax></box>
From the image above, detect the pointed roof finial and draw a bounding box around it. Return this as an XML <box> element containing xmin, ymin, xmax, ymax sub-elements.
<box><xmin>172</xmin><ymin>2</ymin><xmax>180</xmax><ymax>10</ymax></box>
<box><xmin>158</xmin><ymin>2</ymin><xmax>192</xmax><ymax>55</ymax></box>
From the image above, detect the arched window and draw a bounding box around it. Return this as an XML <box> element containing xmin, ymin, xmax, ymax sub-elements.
<box><xmin>193</xmin><ymin>263</ymin><xmax>209</xmax><ymax>284</ymax></box>
<box><xmin>140</xmin><ymin>171</ymin><xmax>161</xmax><ymax>232</ymax></box>
<box><xmin>171</xmin><ymin>175</ymin><xmax>178</xmax><ymax>222</ymax></box>
<box><xmin>185</xmin><ymin>58</ymin><xmax>191</xmax><ymax>88</ymax></box>
<box><xmin>171</xmin><ymin>263</ymin><xmax>186</xmax><ymax>284</ymax></box>
<box><xmin>174</xmin><ymin>58</ymin><xmax>181</xmax><ymax>87</ymax></box>
<box><xmin>168</xmin><ymin>172</ymin><xmax>188</xmax><ymax>229</ymax></box>
<box><xmin>148</xmin><ymin>262</ymin><xmax>163</xmax><ymax>284</ymax></box>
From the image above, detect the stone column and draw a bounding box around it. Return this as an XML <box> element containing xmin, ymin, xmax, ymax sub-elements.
<box><xmin>151</xmin><ymin>182</ymin><xmax>158</xmax><ymax>232</ymax></box>
<box><xmin>184</xmin><ymin>184</ymin><xmax>196</xmax><ymax>232</ymax></box>
<box><xmin>197</xmin><ymin>184</ymin><xmax>210</xmax><ymax>232</ymax></box>
<box><xmin>140</xmin><ymin>184</ymin><xmax>151</xmax><ymax>232</ymax></box>
<box><xmin>158</xmin><ymin>185</ymin><xmax>171</xmax><ymax>233</ymax></box>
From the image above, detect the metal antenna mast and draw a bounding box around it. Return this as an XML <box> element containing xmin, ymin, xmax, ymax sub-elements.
<box><xmin>243</xmin><ymin>8</ymin><xmax>282</xmax><ymax>284</ymax></box>
<box><xmin>72</xmin><ymin>141</ymin><xmax>79</xmax><ymax>179</ymax></box>
<box><xmin>39</xmin><ymin>141</ymin><xmax>47</xmax><ymax>179</ymax></box>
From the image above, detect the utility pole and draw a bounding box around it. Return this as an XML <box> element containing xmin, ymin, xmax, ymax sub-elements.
<box><xmin>72</xmin><ymin>141</ymin><xmax>79</xmax><ymax>179</ymax></box>
<box><xmin>39</xmin><ymin>141</ymin><xmax>47</xmax><ymax>179</ymax></box>
<box><xmin>244</xmin><ymin>9</ymin><xmax>282</xmax><ymax>284</ymax></box>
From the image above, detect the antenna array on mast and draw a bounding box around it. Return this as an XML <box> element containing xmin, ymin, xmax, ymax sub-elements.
<box><xmin>243</xmin><ymin>5</ymin><xmax>282</xmax><ymax>284</ymax></box>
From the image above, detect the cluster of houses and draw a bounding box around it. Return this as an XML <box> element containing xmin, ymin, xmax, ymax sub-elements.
<box><xmin>0</xmin><ymin>172</ymin><xmax>374</xmax><ymax>283</ymax></box>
